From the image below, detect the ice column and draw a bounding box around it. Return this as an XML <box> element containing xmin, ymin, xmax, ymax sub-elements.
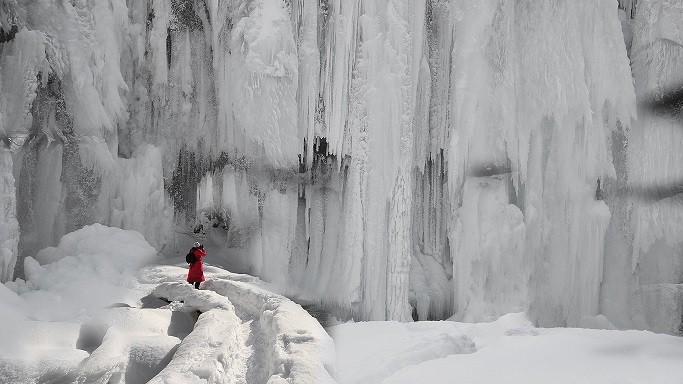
<box><xmin>0</xmin><ymin>149</ymin><xmax>18</xmax><ymax>282</ymax></box>
<box><xmin>619</xmin><ymin>0</ymin><xmax>683</xmax><ymax>334</ymax></box>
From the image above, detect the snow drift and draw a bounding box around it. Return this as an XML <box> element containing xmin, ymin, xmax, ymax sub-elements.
<box><xmin>7</xmin><ymin>224</ymin><xmax>157</xmax><ymax>322</ymax></box>
<box><xmin>332</xmin><ymin>313</ymin><xmax>683</xmax><ymax>384</ymax></box>
<box><xmin>0</xmin><ymin>224</ymin><xmax>159</xmax><ymax>382</ymax></box>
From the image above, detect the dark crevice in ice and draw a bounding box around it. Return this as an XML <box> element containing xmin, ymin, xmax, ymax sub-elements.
<box><xmin>166</xmin><ymin>27</ymin><xmax>172</xmax><ymax>70</ymax></box>
<box><xmin>125</xmin><ymin>344</ymin><xmax>178</xmax><ymax>384</ymax></box>
<box><xmin>76</xmin><ymin>323</ymin><xmax>108</xmax><ymax>354</ymax></box>
<box><xmin>618</xmin><ymin>0</ymin><xmax>638</xmax><ymax>19</ymax></box>
<box><xmin>141</xmin><ymin>294</ymin><xmax>171</xmax><ymax>309</ymax></box>
<box><xmin>171</xmin><ymin>0</ymin><xmax>203</xmax><ymax>31</ymax></box>
<box><xmin>642</xmin><ymin>82</ymin><xmax>683</xmax><ymax>118</ymax></box>
<box><xmin>167</xmin><ymin>309</ymin><xmax>196</xmax><ymax>339</ymax></box>
<box><xmin>596</xmin><ymin>178</ymin><xmax>604</xmax><ymax>201</ymax></box>
<box><xmin>0</xmin><ymin>24</ymin><xmax>17</xmax><ymax>43</ymax></box>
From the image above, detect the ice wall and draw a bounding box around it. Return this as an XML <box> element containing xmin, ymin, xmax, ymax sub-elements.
<box><xmin>0</xmin><ymin>149</ymin><xmax>18</xmax><ymax>282</ymax></box>
<box><xmin>453</xmin><ymin>177</ymin><xmax>526</xmax><ymax>322</ymax></box>
<box><xmin>433</xmin><ymin>0</ymin><xmax>635</xmax><ymax>327</ymax></box>
<box><xmin>1</xmin><ymin>0</ymin><xmax>681</xmax><ymax>333</ymax></box>
<box><xmin>159</xmin><ymin>0</ymin><xmax>428</xmax><ymax>321</ymax></box>
<box><xmin>0</xmin><ymin>0</ymin><xmax>169</xmax><ymax>278</ymax></box>
<box><xmin>602</xmin><ymin>0</ymin><xmax>683</xmax><ymax>334</ymax></box>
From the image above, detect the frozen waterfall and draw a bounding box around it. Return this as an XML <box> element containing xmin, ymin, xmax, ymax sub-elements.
<box><xmin>0</xmin><ymin>0</ymin><xmax>681</xmax><ymax>334</ymax></box>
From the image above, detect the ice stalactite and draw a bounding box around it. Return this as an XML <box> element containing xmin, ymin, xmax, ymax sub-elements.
<box><xmin>291</xmin><ymin>0</ymin><xmax>430</xmax><ymax>321</ymax></box>
<box><xmin>291</xmin><ymin>0</ymin><xmax>319</xmax><ymax>164</ymax></box>
<box><xmin>317</xmin><ymin>0</ymin><xmax>361</xmax><ymax>162</ymax></box>
<box><xmin>95</xmin><ymin>145</ymin><xmax>172</xmax><ymax>249</ymax></box>
<box><xmin>407</xmin><ymin>0</ymin><xmax>456</xmax><ymax>321</ymax></box>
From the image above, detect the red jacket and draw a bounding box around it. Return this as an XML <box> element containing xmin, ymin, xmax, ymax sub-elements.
<box><xmin>187</xmin><ymin>247</ymin><xmax>207</xmax><ymax>283</ymax></box>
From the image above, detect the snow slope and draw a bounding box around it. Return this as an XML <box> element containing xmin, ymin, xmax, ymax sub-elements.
<box><xmin>332</xmin><ymin>313</ymin><xmax>683</xmax><ymax>384</ymax></box>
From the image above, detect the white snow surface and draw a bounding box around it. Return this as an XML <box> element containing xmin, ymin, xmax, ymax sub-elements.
<box><xmin>332</xmin><ymin>313</ymin><xmax>683</xmax><ymax>384</ymax></box>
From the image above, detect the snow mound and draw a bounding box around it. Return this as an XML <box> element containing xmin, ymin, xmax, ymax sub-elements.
<box><xmin>331</xmin><ymin>321</ymin><xmax>475</xmax><ymax>384</ymax></box>
<box><xmin>153</xmin><ymin>281</ymin><xmax>235</xmax><ymax>312</ymax></box>
<box><xmin>33</xmin><ymin>223</ymin><xmax>156</xmax><ymax>266</ymax></box>
<box><xmin>0</xmin><ymin>344</ymin><xmax>88</xmax><ymax>384</ymax></box>
<box><xmin>0</xmin><ymin>224</ymin><xmax>161</xmax><ymax>382</ymax></box>
<box><xmin>8</xmin><ymin>224</ymin><xmax>157</xmax><ymax>321</ymax></box>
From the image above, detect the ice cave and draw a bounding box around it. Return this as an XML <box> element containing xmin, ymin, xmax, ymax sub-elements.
<box><xmin>0</xmin><ymin>0</ymin><xmax>682</xmax><ymax>382</ymax></box>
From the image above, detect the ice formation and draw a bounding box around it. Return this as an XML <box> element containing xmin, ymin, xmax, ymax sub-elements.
<box><xmin>0</xmin><ymin>148</ymin><xmax>18</xmax><ymax>282</ymax></box>
<box><xmin>0</xmin><ymin>0</ymin><xmax>681</xmax><ymax>334</ymax></box>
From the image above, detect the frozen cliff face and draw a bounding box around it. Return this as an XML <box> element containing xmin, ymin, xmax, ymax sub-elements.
<box><xmin>0</xmin><ymin>0</ymin><xmax>681</xmax><ymax>333</ymax></box>
<box><xmin>0</xmin><ymin>149</ymin><xmax>18</xmax><ymax>282</ymax></box>
<box><xmin>444</xmin><ymin>0</ymin><xmax>635</xmax><ymax>328</ymax></box>
<box><xmin>453</xmin><ymin>177</ymin><xmax>526</xmax><ymax>322</ymax></box>
<box><xmin>0</xmin><ymin>0</ymin><xmax>169</xmax><ymax>278</ymax></box>
<box><xmin>603</xmin><ymin>0</ymin><xmax>683</xmax><ymax>334</ymax></box>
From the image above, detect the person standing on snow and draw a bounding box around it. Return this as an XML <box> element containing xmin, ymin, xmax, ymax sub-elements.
<box><xmin>187</xmin><ymin>241</ymin><xmax>207</xmax><ymax>289</ymax></box>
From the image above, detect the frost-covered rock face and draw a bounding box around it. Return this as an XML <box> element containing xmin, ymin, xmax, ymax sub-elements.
<box><xmin>0</xmin><ymin>0</ymin><xmax>681</xmax><ymax>333</ymax></box>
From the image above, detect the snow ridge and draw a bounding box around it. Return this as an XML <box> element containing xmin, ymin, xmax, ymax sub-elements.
<box><xmin>147</xmin><ymin>267</ymin><xmax>337</xmax><ymax>384</ymax></box>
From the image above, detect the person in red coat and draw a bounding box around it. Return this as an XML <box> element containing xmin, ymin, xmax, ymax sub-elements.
<box><xmin>187</xmin><ymin>242</ymin><xmax>207</xmax><ymax>289</ymax></box>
